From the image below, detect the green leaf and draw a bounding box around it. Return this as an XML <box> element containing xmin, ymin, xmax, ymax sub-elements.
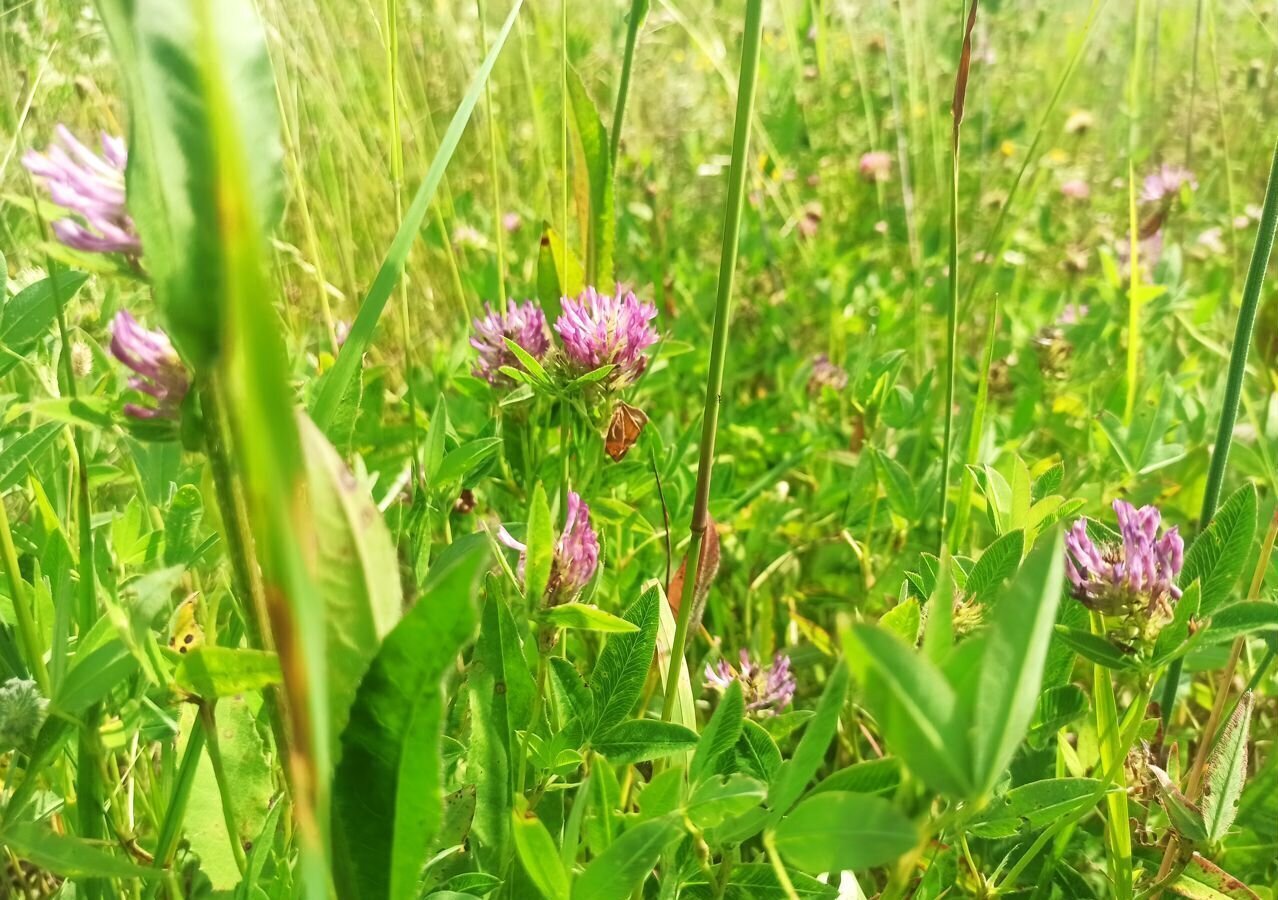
<box><xmin>873</xmin><ymin>449</ymin><xmax>917</xmax><ymax>520</ymax></box>
<box><xmin>1150</xmin><ymin>764</ymin><xmax>1208</xmax><ymax>843</ymax></box>
<box><xmin>735</xmin><ymin>718</ymin><xmax>782</xmax><ymax>783</ymax></box>
<box><xmin>691</xmin><ymin>681</ymin><xmax>745</xmax><ymax>784</ymax></box>
<box><xmin>593</xmin><ymin>719</ymin><xmax>698</xmax><ymax>765</ymax></box>
<box><xmin>536</xmin><ymin>223</ymin><xmax>585</xmax><ymax>304</ymax></box>
<box><xmin>0</xmin><ymin>822</ymin><xmax>159</xmax><ymax>880</ymax></box>
<box><xmin>1182</xmin><ymin>484</ymin><xmax>1257</xmax><ymax>615</ymax></box>
<box><xmin>638</xmin><ymin>765</ymin><xmax>686</xmax><ymax>821</ymax></box>
<box><xmin>331</xmin><ymin>536</ymin><xmax>487</xmax><ymax>900</ymax></box>
<box><xmin>1202</xmin><ymin>692</ymin><xmax>1253</xmax><ymax>843</ymax></box>
<box><xmin>0</xmin><ymin>271</ymin><xmax>88</xmax><ymax>376</ymax></box>
<box><xmin>686</xmin><ymin>773</ymin><xmax>767</xmax><ymax>830</ymax></box>
<box><xmin>522</xmin><ymin>485</ymin><xmax>554</xmax><ymax>605</ymax></box>
<box><xmin>55</xmin><ymin>639</ymin><xmax>137</xmax><ymax>716</ymax></box>
<box><xmin>1054</xmin><ymin>626</ymin><xmax>1140</xmax><ymax>671</ymax></box>
<box><xmin>811</xmin><ymin>757</ymin><xmax>902</xmax><ymax>797</ymax></box>
<box><xmin>299</xmin><ymin>414</ymin><xmax>402</xmax><ymax>747</ymax></box>
<box><xmin>1168</xmin><ymin>853</ymin><xmax>1260</xmax><ymax>899</ymax></box>
<box><xmin>767</xmin><ymin>664</ymin><xmax>849</xmax><ymax>820</ymax></box>
<box><xmin>971</xmin><ymin>531</ymin><xmax>1064</xmax><ymax>796</ymax></box>
<box><xmin>879</xmin><ymin>597</ymin><xmax>921</xmax><ymax>645</ymax></box>
<box><xmin>512</xmin><ymin>804</ymin><xmax>570</xmax><ymax>900</ymax></box>
<box><xmin>0</xmin><ymin>422</ymin><xmax>63</xmax><ymax>491</ymax></box>
<box><xmin>549</xmin><ymin>656</ymin><xmax>594</xmax><ymax>739</ymax></box>
<box><xmin>1152</xmin><ymin>581</ymin><xmax>1202</xmax><ymax>666</ymax></box>
<box><xmin>434</xmin><ymin>438</ymin><xmax>503</xmax><ymax>487</ymax></box>
<box><xmin>565</xmin><ymin>65</ymin><xmax>614</xmax><ymax>286</ymax></box>
<box><xmin>844</xmin><ymin>625</ymin><xmax>972</xmax><ymax>798</ymax></box>
<box><xmin>680</xmin><ymin>863</ymin><xmax>838</xmax><ymax>899</ymax></box>
<box><xmin>964</xmin><ymin>529</ymin><xmax>1025</xmax><ymax>597</ymax></box>
<box><xmin>1029</xmin><ymin>684</ymin><xmax>1089</xmax><ymax>745</ymax></box>
<box><xmin>571</xmin><ymin>816</ymin><xmax>679</xmax><ymax>900</ymax></box>
<box><xmin>589</xmin><ymin>586</ymin><xmax>660</xmax><ymax>737</ymax></box>
<box><xmin>310</xmin><ymin>0</ymin><xmax>525</xmax><ymax>428</ymax></box>
<box><xmin>967</xmin><ymin>778</ymin><xmax>1106</xmax><ymax>838</ymax></box>
<box><xmin>540</xmin><ymin>603</ymin><xmax>639</xmax><ymax>633</ymax></box>
<box><xmin>98</xmin><ymin>0</ymin><xmax>280</xmax><ymax>367</ymax></box>
<box><xmin>173</xmin><ymin>647</ymin><xmax>280</xmax><ymax>699</ymax></box>
<box><xmin>1203</xmin><ymin>602</ymin><xmax>1278</xmax><ymax>644</ymax></box>
<box><xmin>774</xmin><ymin>791</ymin><xmax>917</xmax><ymax>874</ymax></box>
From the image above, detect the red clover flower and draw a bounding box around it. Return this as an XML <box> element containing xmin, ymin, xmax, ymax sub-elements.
<box><xmin>110</xmin><ymin>311</ymin><xmax>190</xmax><ymax>420</ymax></box>
<box><xmin>554</xmin><ymin>285</ymin><xmax>659</xmax><ymax>388</ymax></box>
<box><xmin>498</xmin><ymin>490</ymin><xmax>599</xmax><ymax>603</ymax></box>
<box><xmin>470</xmin><ymin>299</ymin><xmax>551</xmax><ymax>384</ymax></box>
<box><xmin>23</xmin><ymin>126</ymin><xmax>140</xmax><ymax>257</ymax></box>
<box><xmin>705</xmin><ymin>650</ymin><xmax>797</xmax><ymax>715</ymax></box>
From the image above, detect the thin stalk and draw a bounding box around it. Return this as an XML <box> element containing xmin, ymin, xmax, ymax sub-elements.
<box><xmin>1092</xmin><ymin>613</ymin><xmax>1133</xmax><ymax>900</ymax></box>
<box><xmin>152</xmin><ymin>720</ymin><xmax>207</xmax><ymax>871</ymax></box>
<box><xmin>0</xmin><ymin>490</ymin><xmax>47</xmax><ymax>692</ymax></box>
<box><xmin>661</xmin><ymin>0</ymin><xmax>764</xmax><ymax>723</ymax></box>
<box><xmin>939</xmin><ymin>0</ymin><xmax>978</xmax><ymax>544</ymax></box>
<box><xmin>1160</xmin><ymin>137</ymin><xmax>1278</xmax><ymax>729</ymax></box>
<box><xmin>610</xmin><ymin>0</ymin><xmax>649</xmax><ymax>168</ymax></box>
<box><xmin>762</xmin><ymin>829</ymin><xmax>800</xmax><ymax>900</ymax></box>
<box><xmin>949</xmin><ymin>294</ymin><xmax>998</xmax><ymax>552</ymax></box>
<box><xmin>477</xmin><ymin>0</ymin><xmax>508</xmax><ymax>308</ymax></box>
<box><xmin>1124</xmin><ymin>161</ymin><xmax>1141</xmax><ymax>425</ymax></box>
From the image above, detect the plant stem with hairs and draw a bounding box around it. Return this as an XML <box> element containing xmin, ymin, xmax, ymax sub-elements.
<box><xmin>610</xmin><ymin>0</ymin><xmax>649</xmax><ymax>168</ymax></box>
<box><xmin>662</xmin><ymin>0</ymin><xmax>764</xmax><ymax>723</ymax></box>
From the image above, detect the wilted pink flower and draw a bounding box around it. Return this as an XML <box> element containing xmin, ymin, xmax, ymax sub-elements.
<box><xmin>1141</xmin><ymin>165</ymin><xmax>1197</xmax><ymax>203</ymax></box>
<box><xmin>470</xmin><ymin>299</ymin><xmax>551</xmax><ymax>384</ymax></box>
<box><xmin>110</xmin><ymin>312</ymin><xmax>189</xmax><ymax>420</ymax></box>
<box><xmin>1196</xmin><ymin>227</ymin><xmax>1227</xmax><ymax>256</ymax></box>
<box><xmin>555</xmin><ymin>285</ymin><xmax>659</xmax><ymax>388</ymax></box>
<box><xmin>1060</xmin><ymin>178</ymin><xmax>1090</xmax><ymax>200</ymax></box>
<box><xmin>23</xmin><ymin>126</ymin><xmax>139</xmax><ymax>257</ymax></box>
<box><xmin>1065</xmin><ymin>500</ymin><xmax>1183</xmax><ymax>629</ymax></box>
<box><xmin>808</xmin><ymin>354</ymin><xmax>848</xmax><ymax>393</ymax></box>
<box><xmin>859</xmin><ymin>151</ymin><xmax>893</xmax><ymax>183</ymax></box>
<box><xmin>502</xmin><ymin>211</ymin><xmax>522</xmax><ymax>233</ymax></box>
<box><xmin>498</xmin><ymin>491</ymin><xmax>599</xmax><ymax>602</ymax></box>
<box><xmin>705</xmin><ymin>650</ymin><xmax>796</xmax><ymax>715</ymax></box>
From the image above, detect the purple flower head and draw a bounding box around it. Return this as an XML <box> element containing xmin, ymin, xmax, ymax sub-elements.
<box><xmin>1065</xmin><ymin>500</ymin><xmax>1184</xmax><ymax>632</ymax></box>
<box><xmin>1058</xmin><ymin>303</ymin><xmax>1089</xmax><ymax>326</ymax></box>
<box><xmin>705</xmin><ymin>650</ymin><xmax>797</xmax><ymax>715</ymax></box>
<box><xmin>23</xmin><ymin>126</ymin><xmax>140</xmax><ymax>257</ymax></box>
<box><xmin>110</xmin><ymin>311</ymin><xmax>190</xmax><ymax>420</ymax></box>
<box><xmin>1141</xmin><ymin>165</ymin><xmax>1197</xmax><ymax>204</ymax></box>
<box><xmin>470</xmin><ymin>299</ymin><xmax>551</xmax><ymax>384</ymax></box>
<box><xmin>554</xmin><ymin>285</ymin><xmax>659</xmax><ymax>388</ymax></box>
<box><xmin>808</xmin><ymin>354</ymin><xmax>848</xmax><ymax>394</ymax></box>
<box><xmin>497</xmin><ymin>490</ymin><xmax>599</xmax><ymax>603</ymax></box>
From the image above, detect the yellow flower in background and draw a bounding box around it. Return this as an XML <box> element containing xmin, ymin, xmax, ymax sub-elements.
<box><xmin>1000</xmin><ymin>140</ymin><xmax>1016</xmax><ymax>158</ymax></box>
<box><xmin>1049</xmin><ymin>148</ymin><xmax>1069</xmax><ymax>164</ymax></box>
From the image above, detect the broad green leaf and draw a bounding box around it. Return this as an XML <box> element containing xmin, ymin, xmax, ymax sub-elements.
<box><xmin>873</xmin><ymin>449</ymin><xmax>917</xmax><ymax>520</ymax></box>
<box><xmin>590</xmin><ymin>586</ymin><xmax>660</xmax><ymax>737</ymax></box>
<box><xmin>967</xmin><ymin>778</ymin><xmax>1106</xmax><ymax>838</ymax></box>
<box><xmin>434</xmin><ymin>438</ymin><xmax>503</xmax><ymax>487</ymax></box>
<box><xmin>1182</xmin><ymin>484</ymin><xmax>1257</xmax><ymax>615</ymax></box>
<box><xmin>655</xmin><ymin>583</ymin><xmax>697</xmax><ymax>743</ymax></box>
<box><xmin>811</xmin><ymin>757</ymin><xmax>902</xmax><ymax>797</ymax></box>
<box><xmin>844</xmin><ymin>625</ymin><xmax>972</xmax><ymax>798</ymax></box>
<box><xmin>922</xmin><ymin>549</ymin><xmax>955</xmax><ymax>665</ymax></box>
<box><xmin>523</xmin><ymin>483</ymin><xmax>554</xmax><ymax>603</ymax></box>
<box><xmin>565</xmin><ymin>65</ymin><xmax>614</xmax><ymax>286</ymax></box>
<box><xmin>332</xmin><ymin>537</ymin><xmax>487</xmax><ymax>900</ymax></box>
<box><xmin>1203</xmin><ymin>602</ymin><xmax>1278</xmax><ymax>644</ymax></box>
<box><xmin>55</xmin><ymin>639</ymin><xmax>137</xmax><ymax>716</ymax></box>
<box><xmin>512</xmin><ymin>804</ymin><xmax>570</xmax><ymax>900</ymax></box>
<box><xmin>299</xmin><ymin>414</ymin><xmax>402</xmax><ymax>750</ymax></box>
<box><xmin>686</xmin><ymin>774</ymin><xmax>767</xmax><ymax>830</ymax></box>
<box><xmin>964</xmin><ymin>529</ymin><xmax>1024</xmax><ymax>597</ymax></box>
<box><xmin>0</xmin><ymin>271</ymin><xmax>88</xmax><ymax>376</ymax></box>
<box><xmin>638</xmin><ymin>765</ymin><xmax>686</xmax><ymax>821</ymax></box>
<box><xmin>1168</xmin><ymin>853</ymin><xmax>1261</xmax><ymax>899</ymax></box>
<box><xmin>971</xmin><ymin>531</ymin><xmax>1064</xmax><ymax>796</ymax></box>
<box><xmin>1152</xmin><ymin>581</ymin><xmax>1202</xmax><ymax>666</ymax></box>
<box><xmin>767</xmin><ymin>663</ymin><xmax>849</xmax><ymax>820</ymax></box>
<box><xmin>592</xmin><ymin>719</ymin><xmax>698</xmax><ymax>764</ymax></box>
<box><xmin>1054</xmin><ymin>626</ymin><xmax>1140</xmax><ymax>671</ymax></box>
<box><xmin>549</xmin><ymin>656</ymin><xmax>594</xmax><ymax>739</ymax></box>
<box><xmin>571</xmin><ymin>816</ymin><xmax>679</xmax><ymax>900</ymax></box>
<box><xmin>540</xmin><ymin>602</ymin><xmax>639</xmax><ymax>633</ymax></box>
<box><xmin>309</xmin><ymin>0</ymin><xmax>525</xmax><ymax>428</ymax></box>
<box><xmin>680</xmin><ymin>863</ymin><xmax>838</xmax><ymax>899</ymax></box>
<box><xmin>182</xmin><ymin>698</ymin><xmax>273</xmax><ymax>889</ymax></box>
<box><xmin>0</xmin><ymin>822</ymin><xmax>158</xmax><ymax>880</ymax></box>
<box><xmin>879</xmin><ymin>597</ymin><xmax>920</xmax><ymax>645</ymax></box>
<box><xmin>1029</xmin><ymin>684</ymin><xmax>1088</xmax><ymax>746</ymax></box>
<box><xmin>162</xmin><ymin>484</ymin><xmax>204</xmax><ymax>566</ymax></box>
<box><xmin>774</xmin><ymin>791</ymin><xmax>917</xmax><ymax>874</ymax></box>
<box><xmin>0</xmin><ymin>422</ymin><xmax>64</xmax><ymax>491</ymax></box>
<box><xmin>1203</xmin><ymin>692</ymin><xmax>1253</xmax><ymax>843</ymax></box>
<box><xmin>735</xmin><ymin>718</ymin><xmax>782</xmax><ymax>783</ymax></box>
<box><xmin>537</xmin><ymin>224</ymin><xmax>585</xmax><ymax>305</ymax></box>
<box><xmin>173</xmin><ymin>647</ymin><xmax>280</xmax><ymax>699</ymax></box>
<box><xmin>1150</xmin><ymin>765</ymin><xmax>1208</xmax><ymax>843</ymax></box>
<box><xmin>691</xmin><ymin>680</ymin><xmax>744</xmax><ymax>784</ymax></box>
